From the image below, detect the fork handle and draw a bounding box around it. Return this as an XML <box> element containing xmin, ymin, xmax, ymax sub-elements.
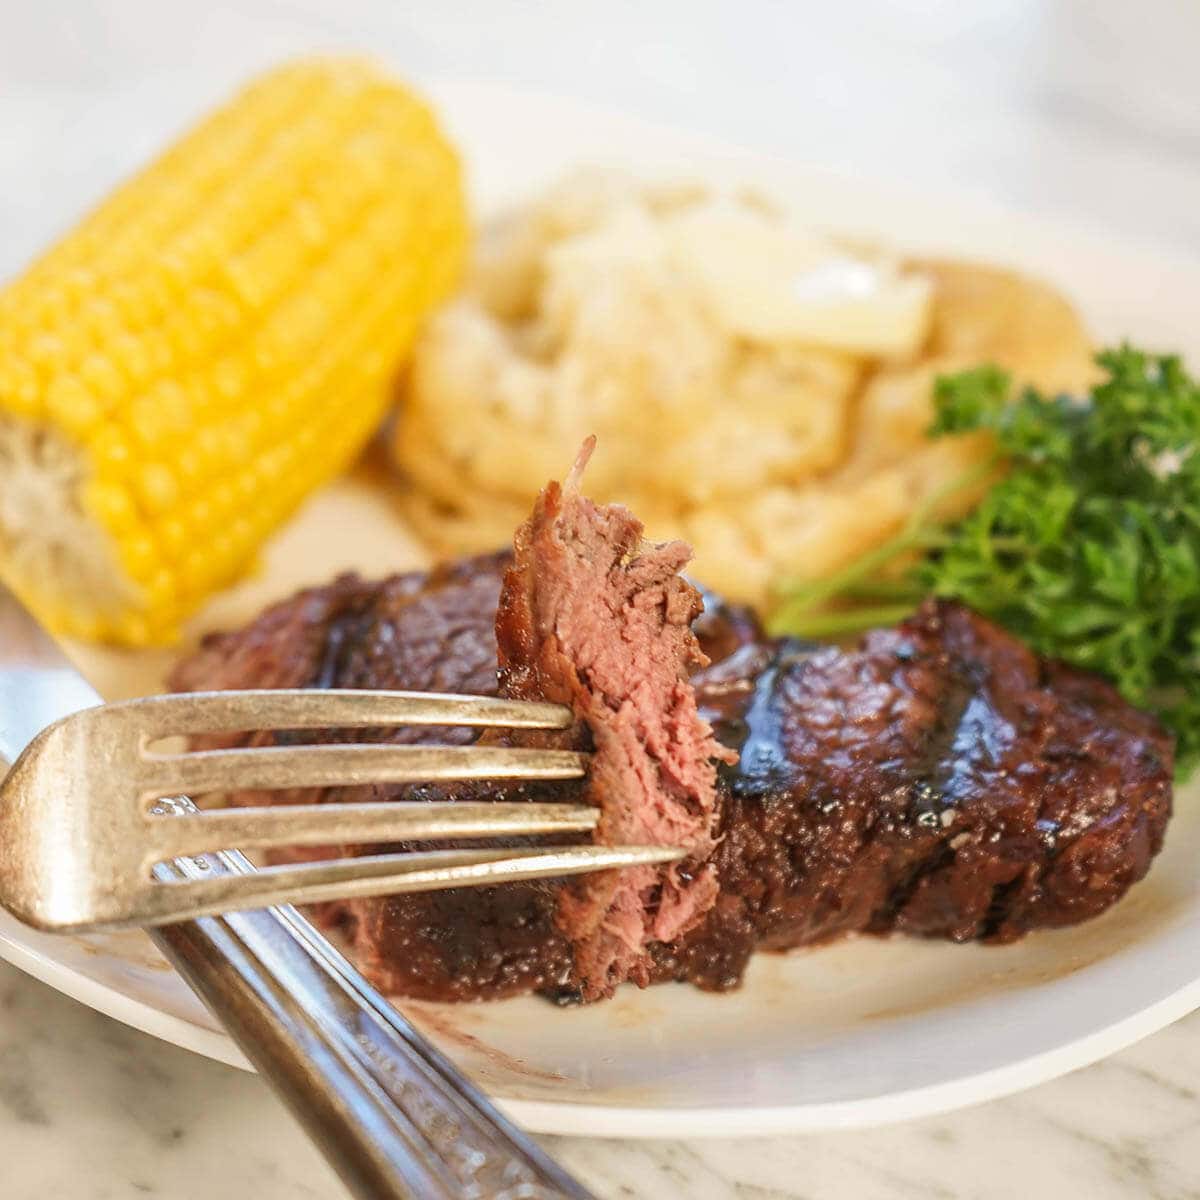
<box><xmin>152</xmin><ymin>847</ymin><xmax>593</xmax><ymax>1200</ymax></box>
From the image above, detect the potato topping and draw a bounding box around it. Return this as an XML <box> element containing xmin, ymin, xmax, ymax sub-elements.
<box><xmin>393</xmin><ymin>172</ymin><xmax>1095</xmax><ymax>610</ymax></box>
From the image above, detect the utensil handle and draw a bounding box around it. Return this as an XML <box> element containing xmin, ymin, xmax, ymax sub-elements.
<box><xmin>153</xmin><ymin>849</ymin><xmax>593</xmax><ymax>1200</ymax></box>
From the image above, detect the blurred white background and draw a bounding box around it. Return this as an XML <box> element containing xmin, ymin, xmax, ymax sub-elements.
<box><xmin>4</xmin><ymin>0</ymin><xmax>1200</xmax><ymax>280</ymax></box>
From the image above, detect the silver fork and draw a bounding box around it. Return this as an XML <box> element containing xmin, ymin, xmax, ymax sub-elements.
<box><xmin>0</xmin><ymin>587</ymin><xmax>599</xmax><ymax>1199</ymax></box>
<box><xmin>0</xmin><ymin>687</ymin><xmax>681</xmax><ymax>933</ymax></box>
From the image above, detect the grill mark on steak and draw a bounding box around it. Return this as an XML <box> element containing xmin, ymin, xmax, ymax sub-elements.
<box><xmin>971</xmin><ymin>651</ymin><xmax>1072</xmax><ymax>941</ymax></box>
<box><xmin>312</xmin><ymin>609</ymin><xmax>369</xmax><ymax>691</ymax></box>
<box><xmin>168</xmin><ymin>555</ymin><xmax>1174</xmax><ymax>1005</ymax></box>
<box><xmin>980</xmin><ymin>871</ymin><xmax>1033</xmax><ymax>941</ymax></box>
<box><xmin>862</xmin><ymin>622</ymin><xmax>980</xmax><ymax>931</ymax></box>
<box><xmin>266</xmin><ymin>608</ymin><xmax>373</xmax><ymax>750</ymax></box>
<box><xmin>868</xmin><ymin>843</ymin><xmax>957</xmax><ymax>936</ymax></box>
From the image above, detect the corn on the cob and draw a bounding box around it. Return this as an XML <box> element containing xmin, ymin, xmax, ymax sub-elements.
<box><xmin>0</xmin><ymin>59</ymin><xmax>466</xmax><ymax>644</ymax></box>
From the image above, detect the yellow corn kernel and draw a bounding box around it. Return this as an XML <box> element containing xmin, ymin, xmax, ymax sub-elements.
<box><xmin>83</xmin><ymin>480</ymin><xmax>140</xmax><ymax>536</ymax></box>
<box><xmin>0</xmin><ymin>58</ymin><xmax>466</xmax><ymax>643</ymax></box>
<box><xmin>136</xmin><ymin>463</ymin><xmax>180</xmax><ymax>515</ymax></box>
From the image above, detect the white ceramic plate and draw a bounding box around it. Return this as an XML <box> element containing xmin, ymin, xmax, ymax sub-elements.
<box><xmin>3</xmin><ymin>79</ymin><xmax>1200</xmax><ymax>1139</ymax></box>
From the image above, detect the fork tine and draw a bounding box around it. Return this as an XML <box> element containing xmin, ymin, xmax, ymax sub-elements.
<box><xmin>129</xmin><ymin>689</ymin><xmax>574</xmax><ymax>738</ymax></box>
<box><xmin>142</xmin><ymin>744</ymin><xmax>588</xmax><ymax>797</ymax></box>
<box><xmin>150</xmin><ymin>801</ymin><xmax>601</xmax><ymax>859</ymax></box>
<box><xmin>132</xmin><ymin>845</ymin><xmax>686</xmax><ymax>927</ymax></box>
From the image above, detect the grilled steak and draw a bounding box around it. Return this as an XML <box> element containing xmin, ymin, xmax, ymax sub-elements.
<box><xmin>495</xmin><ymin>440</ymin><xmax>734</xmax><ymax>998</ymax></box>
<box><xmin>170</xmin><ymin>551</ymin><xmax>754</xmax><ymax>1002</ymax></box>
<box><xmin>170</xmin><ymin>560</ymin><xmax>1173</xmax><ymax>1005</ymax></box>
<box><xmin>652</xmin><ymin>602</ymin><xmax>1173</xmax><ymax>991</ymax></box>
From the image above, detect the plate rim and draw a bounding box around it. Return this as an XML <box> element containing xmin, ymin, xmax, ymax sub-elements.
<box><xmin>499</xmin><ymin>977</ymin><xmax>1200</xmax><ymax>1136</ymax></box>
<box><xmin>4</xmin><ymin>911</ymin><xmax>1200</xmax><ymax>1138</ymax></box>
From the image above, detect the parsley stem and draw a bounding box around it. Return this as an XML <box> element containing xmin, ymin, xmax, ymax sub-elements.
<box><xmin>840</xmin><ymin>579</ymin><xmax>926</xmax><ymax>602</ymax></box>
<box><xmin>772</xmin><ymin>602</ymin><xmax>918</xmax><ymax>640</ymax></box>
<box><xmin>769</xmin><ymin>453</ymin><xmax>1002</xmax><ymax>634</ymax></box>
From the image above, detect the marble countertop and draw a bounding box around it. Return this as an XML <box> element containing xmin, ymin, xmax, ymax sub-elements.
<box><xmin>3</xmin><ymin>956</ymin><xmax>1199</xmax><ymax>1200</ymax></box>
<box><xmin>5</xmin><ymin>1</ymin><xmax>1200</xmax><ymax>1196</ymax></box>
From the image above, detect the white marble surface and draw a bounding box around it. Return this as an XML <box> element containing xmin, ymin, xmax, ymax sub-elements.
<box><xmin>3</xmin><ymin>955</ymin><xmax>1200</xmax><ymax>1200</ymax></box>
<box><xmin>5</xmin><ymin>1</ymin><xmax>1200</xmax><ymax>1196</ymax></box>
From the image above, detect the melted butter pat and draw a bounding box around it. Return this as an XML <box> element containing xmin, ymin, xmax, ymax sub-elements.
<box><xmin>665</xmin><ymin>201</ymin><xmax>932</xmax><ymax>356</ymax></box>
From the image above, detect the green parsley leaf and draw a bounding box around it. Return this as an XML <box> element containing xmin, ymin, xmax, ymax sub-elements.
<box><xmin>770</xmin><ymin>345</ymin><xmax>1200</xmax><ymax>776</ymax></box>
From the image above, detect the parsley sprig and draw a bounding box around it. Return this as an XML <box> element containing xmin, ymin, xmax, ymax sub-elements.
<box><xmin>770</xmin><ymin>346</ymin><xmax>1200</xmax><ymax>775</ymax></box>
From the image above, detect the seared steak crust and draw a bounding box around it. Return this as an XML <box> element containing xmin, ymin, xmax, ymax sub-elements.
<box><xmin>653</xmin><ymin>602</ymin><xmax>1173</xmax><ymax>990</ymax></box>
<box><xmin>169</xmin><ymin>560</ymin><xmax>1173</xmax><ymax>1003</ymax></box>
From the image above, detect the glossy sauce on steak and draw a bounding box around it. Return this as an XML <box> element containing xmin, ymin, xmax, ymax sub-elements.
<box><xmin>170</xmin><ymin>556</ymin><xmax>1173</xmax><ymax>1004</ymax></box>
<box><xmin>653</xmin><ymin>603</ymin><xmax>1173</xmax><ymax>991</ymax></box>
